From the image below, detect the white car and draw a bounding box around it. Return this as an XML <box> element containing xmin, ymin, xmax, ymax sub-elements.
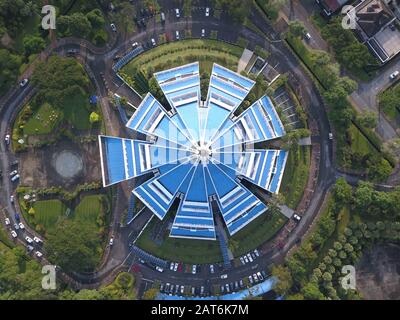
<box><xmin>25</xmin><ymin>236</ymin><xmax>33</xmax><ymax>244</ymax></box>
<box><xmin>156</xmin><ymin>266</ymin><xmax>164</xmax><ymax>273</ymax></box>
<box><xmin>173</xmin><ymin>262</ymin><xmax>178</xmax><ymax>272</ymax></box>
<box><xmin>293</xmin><ymin>214</ymin><xmax>302</xmax><ymax>222</ymax></box>
<box><xmin>205</xmin><ymin>7</ymin><xmax>210</xmax><ymax>16</ymax></box>
<box><xmin>180</xmin><ymin>285</ymin><xmax>185</xmax><ymax>294</ymax></box>
<box><xmin>19</xmin><ymin>78</ymin><xmax>29</xmax><ymax>87</ymax></box>
<box><xmin>176</xmin><ymin>30</ymin><xmax>180</xmax><ymax>40</ymax></box>
<box><xmin>4</xmin><ymin>134</ymin><xmax>10</xmax><ymax>145</ymax></box>
<box><xmin>390</xmin><ymin>70</ymin><xmax>399</xmax><ymax>79</ymax></box>
<box><xmin>248</xmin><ymin>275</ymin><xmax>254</xmax><ymax>284</ymax></box>
<box><xmin>257</xmin><ymin>271</ymin><xmax>264</xmax><ymax>280</ymax></box>
<box><xmin>254</xmin><ymin>249</ymin><xmax>260</xmax><ymax>257</ymax></box>
<box><xmin>220</xmin><ymin>274</ymin><xmax>228</xmax><ymax>279</ymax></box>
<box><xmin>19</xmin><ymin>222</ymin><xmax>25</xmax><ymax>230</ymax></box>
<box><xmin>247</xmin><ymin>253</ymin><xmax>253</xmax><ymax>263</ymax></box>
<box><xmin>175</xmin><ymin>8</ymin><xmax>180</xmax><ymax>18</ymax></box>
<box><xmin>5</xmin><ymin>218</ymin><xmax>10</xmax><ymax>226</ymax></box>
<box><xmin>253</xmin><ymin>273</ymin><xmax>259</xmax><ymax>282</ymax></box>
<box><xmin>10</xmin><ymin>195</ymin><xmax>14</xmax><ymax>203</ymax></box>
<box><xmin>328</xmin><ymin>132</ymin><xmax>333</xmax><ymax>140</ymax></box>
<box><xmin>191</xmin><ymin>264</ymin><xmax>197</xmax><ymax>274</ymax></box>
<box><xmin>35</xmin><ymin>251</ymin><xmax>43</xmax><ymax>258</ymax></box>
<box><xmin>132</xmin><ymin>42</ymin><xmax>139</xmax><ymax>48</ymax></box>
<box><xmin>209</xmin><ymin>264</ymin><xmax>214</xmax><ymax>273</ymax></box>
<box><xmin>109</xmin><ymin>237</ymin><xmax>114</xmax><ymax>246</ymax></box>
<box><xmin>11</xmin><ymin>174</ymin><xmax>19</xmax><ymax>182</ymax></box>
<box><xmin>304</xmin><ymin>32</ymin><xmax>311</xmax><ymax>40</ymax></box>
<box><xmin>34</xmin><ymin>236</ymin><xmax>43</xmax><ymax>244</ymax></box>
<box><xmin>10</xmin><ymin>170</ymin><xmax>18</xmax><ymax>176</ymax></box>
<box><xmin>11</xmin><ymin>230</ymin><xmax>17</xmax><ymax>238</ymax></box>
<box><xmin>240</xmin><ymin>257</ymin><xmax>245</xmax><ymax>265</ymax></box>
<box><xmin>170</xmin><ymin>262</ymin><xmax>174</xmax><ymax>271</ymax></box>
<box><xmin>151</xmin><ymin>38</ymin><xmax>156</xmax><ymax>46</ymax></box>
<box><xmin>243</xmin><ymin>255</ymin><xmax>249</xmax><ymax>263</ymax></box>
<box><xmin>110</xmin><ymin>23</ymin><xmax>117</xmax><ymax>32</ymax></box>
<box><xmin>201</xmin><ymin>29</ymin><xmax>205</xmax><ymax>37</ymax></box>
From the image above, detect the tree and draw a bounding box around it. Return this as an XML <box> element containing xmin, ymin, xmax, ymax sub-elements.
<box><xmin>69</xmin><ymin>13</ymin><xmax>91</xmax><ymax>38</ymax></box>
<box><xmin>333</xmin><ymin>178</ymin><xmax>352</xmax><ymax>205</ymax></box>
<box><xmin>301</xmin><ymin>282</ymin><xmax>325</xmax><ymax>300</ymax></box>
<box><xmin>288</xmin><ymin>20</ymin><xmax>306</xmax><ymax>37</ymax></box>
<box><xmin>357</xmin><ymin>111</ymin><xmax>377</xmax><ymax>129</ymax></box>
<box><xmin>23</xmin><ymin>35</ymin><xmax>46</xmax><ymax>56</ymax></box>
<box><xmin>366</xmin><ymin>157</ymin><xmax>392</xmax><ymax>182</ymax></box>
<box><xmin>45</xmin><ymin>219</ymin><xmax>101</xmax><ymax>273</ymax></box>
<box><xmin>143</xmin><ymin>288</ymin><xmax>160</xmax><ymax>300</ymax></box>
<box><xmin>271</xmin><ymin>265</ymin><xmax>293</xmax><ymax>295</ymax></box>
<box><xmin>354</xmin><ymin>181</ymin><xmax>374</xmax><ymax>212</ymax></box>
<box><xmin>89</xmin><ymin>111</ymin><xmax>101</xmax><ymax>124</ymax></box>
<box><xmin>0</xmin><ymin>49</ymin><xmax>21</xmax><ymax>93</ymax></box>
<box><xmin>86</xmin><ymin>9</ymin><xmax>105</xmax><ymax>29</ymax></box>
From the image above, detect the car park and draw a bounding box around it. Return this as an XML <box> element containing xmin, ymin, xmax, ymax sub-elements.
<box><xmin>11</xmin><ymin>230</ymin><xmax>17</xmax><ymax>238</ymax></box>
<box><xmin>5</xmin><ymin>218</ymin><xmax>10</xmax><ymax>226</ymax></box>
<box><xmin>205</xmin><ymin>7</ymin><xmax>210</xmax><ymax>16</ymax></box>
<box><xmin>110</xmin><ymin>23</ymin><xmax>117</xmax><ymax>32</ymax></box>
<box><xmin>20</xmin><ymin>78</ymin><xmax>29</xmax><ymax>87</ymax></box>
<box><xmin>390</xmin><ymin>70</ymin><xmax>399</xmax><ymax>79</ymax></box>
<box><xmin>4</xmin><ymin>134</ymin><xmax>10</xmax><ymax>145</ymax></box>
<box><xmin>25</xmin><ymin>236</ymin><xmax>33</xmax><ymax>244</ymax></box>
<box><xmin>156</xmin><ymin>266</ymin><xmax>164</xmax><ymax>272</ymax></box>
<box><xmin>18</xmin><ymin>222</ymin><xmax>25</xmax><ymax>230</ymax></box>
<box><xmin>293</xmin><ymin>214</ymin><xmax>302</xmax><ymax>222</ymax></box>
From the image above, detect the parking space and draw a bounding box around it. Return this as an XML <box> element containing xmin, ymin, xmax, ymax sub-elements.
<box><xmin>272</xmin><ymin>86</ymin><xmax>302</xmax><ymax>130</ymax></box>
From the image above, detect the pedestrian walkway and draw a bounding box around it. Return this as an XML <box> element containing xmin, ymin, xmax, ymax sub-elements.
<box><xmin>237</xmin><ymin>48</ymin><xmax>254</xmax><ymax>73</ymax></box>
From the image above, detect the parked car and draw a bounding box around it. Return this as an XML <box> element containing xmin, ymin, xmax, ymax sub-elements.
<box><xmin>5</xmin><ymin>218</ymin><xmax>10</xmax><ymax>226</ymax></box>
<box><xmin>243</xmin><ymin>255</ymin><xmax>249</xmax><ymax>263</ymax></box>
<box><xmin>293</xmin><ymin>214</ymin><xmax>302</xmax><ymax>222</ymax></box>
<box><xmin>66</xmin><ymin>49</ymin><xmax>78</xmax><ymax>56</ymax></box>
<box><xmin>191</xmin><ymin>264</ymin><xmax>197</xmax><ymax>274</ymax></box>
<box><xmin>11</xmin><ymin>160</ymin><xmax>18</xmax><ymax>167</ymax></box>
<box><xmin>205</xmin><ymin>7</ymin><xmax>210</xmax><ymax>16</ymax></box>
<box><xmin>257</xmin><ymin>271</ymin><xmax>264</xmax><ymax>281</ymax></box>
<box><xmin>35</xmin><ymin>251</ymin><xmax>43</xmax><ymax>258</ymax></box>
<box><xmin>261</xmin><ymin>270</ymin><xmax>268</xmax><ymax>278</ymax></box>
<box><xmin>170</xmin><ymin>284</ymin><xmax>175</xmax><ymax>293</ymax></box>
<box><xmin>328</xmin><ymin>132</ymin><xmax>333</xmax><ymax>140</ymax></box>
<box><xmin>11</xmin><ymin>230</ymin><xmax>17</xmax><ymax>238</ymax></box>
<box><xmin>10</xmin><ymin>170</ymin><xmax>18</xmax><ymax>176</ymax></box>
<box><xmin>109</xmin><ymin>237</ymin><xmax>114</xmax><ymax>246</ymax></box>
<box><xmin>33</xmin><ymin>236</ymin><xmax>43</xmax><ymax>244</ymax></box>
<box><xmin>180</xmin><ymin>285</ymin><xmax>184</xmax><ymax>294</ymax></box>
<box><xmin>209</xmin><ymin>264</ymin><xmax>215</xmax><ymax>273</ymax></box>
<box><xmin>151</xmin><ymin>38</ymin><xmax>156</xmax><ymax>46</ymax></box>
<box><xmin>110</xmin><ymin>23</ymin><xmax>117</xmax><ymax>32</ymax></box>
<box><xmin>239</xmin><ymin>279</ymin><xmax>244</xmax><ymax>288</ymax></box>
<box><xmin>27</xmin><ymin>245</ymin><xmax>34</xmax><ymax>252</ymax></box>
<box><xmin>247</xmin><ymin>253</ymin><xmax>253</xmax><ymax>263</ymax></box>
<box><xmin>20</xmin><ymin>78</ymin><xmax>29</xmax><ymax>87</ymax></box>
<box><xmin>10</xmin><ymin>195</ymin><xmax>14</xmax><ymax>203</ymax></box>
<box><xmin>175</xmin><ymin>8</ymin><xmax>180</xmax><ymax>18</ymax></box>
<box><xmin>234</xmin><ymin>281</ymin><xmax>239</xmax><ymax>290</ymax></box>
<box><xmin>225</xmin><ymin>283</ymin><xmax>230</xmax><ymax>292</ymax></box>
<box><xmin>14</xmin><ymin>223</ymin><xmax>19</xmax><ymax>230</ymax></box>
<box><xmin>160</xmin><ymin>283</ymin><xmax>164</xmax><ymax>292</ymax></box>
<box><xmin>14</xmin><ymin>213</ymin><xmax>20</xmax><ymax>222</ymax></box>
<box><xmin>18</xmin><ymin>222</ymin><xmax>25</xmax><ymax>230</ymax></box>
<box><xmin>173</xmin><ymin>262</ymin><xmax>178</xmax><ymax>272</ymax></box>
<box><xmin>220</xmin><ymin>285</ymin><xmax>225</xmax><ymax>294</ymax></box>
<box><xmin>253</xmin><ymin>273</ymin><xmax>259</xmax><ymax>282</ymax></box>
<box><xmin>390</xmin><ymin>70</ymin><xmax>399</xmax><ymax>79</ymax></box>
<box><xmin>304</xmin><ymin>32</ymin><xmax>311</xmax><ymax>40</ymax></box>
<box><xmin>161</xmin><ymin>12</ymin><xmax>165</xmax><ymax>23</ymax></box>
<box><xmin>170</xmin><ymin>262</ymin><xmax>174</xmax><ymax>271</ymax></box>
<box><xmin>156</xmin><ymin>266</ymin><xmax>164</xmax><ymax>273</ymax></box>
<box><xmin>191</xmin><ymin>286</ymin><xmax>196</xmax><ymax>295</ymax></box>
<box><xmin>176</xmin><ymin>30</ymin><xmax>180</xmax><ymax>40</ymax></box>
<box><xmin>201</xmin><ymin>29</ymin><xmax>205</xmax><ymax>37</ymax></box>
<box><xmin>25</xmin><ymin>236</ymin><xmax>33</xmax><ymax>244</ymax></box>
<box><xmin>11</xmin><ymin>174</ymin><xmax>20</xmax><ymax>182</ymax></box>
<box><xmin>248</xmin><ymin>275</ymin><xmax>254</xmax><ymax>284</ymax></box>
<box><xmin>240</xmin><ymin>257</ymin><xmax>245</xmax><ymax>265</ymax></box>
<box><xmin>132</xmin><ymin>42</ymin><xmax>139</xmax><ymax>48</ymax></box>
<box><xmin>254</xmin><ymin>249</ymin><xmax>260</xmax><ymax>257</ymax></box>
<box><xmin>200</xmin><ymin>286</ymin><xmax>205</xmax><ymax>295</ymax></box>
<box><xmin>4</xmin><ymin>134</ymin><xmax>10</xmax><ymax>145</ymax></box>
<box><xmin>165</xmin><ymin>283</ymin><xmax>171</xmax><ymax>293</ymax></box>
<box><xmin>220</xmin><ymin>273</ymin><xmax>228</xmax><ymax>279</ymax></box>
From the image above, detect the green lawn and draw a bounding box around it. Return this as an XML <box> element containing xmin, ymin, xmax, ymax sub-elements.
<box><xmin>123</xmin><ymin>39</ymin><xmax>242</xmax><ymax>80</ymax></box>
<box><xmin>73</xmin><ymin>195</ymin><xmax>106</xmax><ymax>223</ymax></box>
<box><xmin>23</xmin><ymin>103</ymin><xmax>63</xmax><ymax>135</ymax></box>
<box><xmin>135</xmin><ymin>218</ymin><xmax>222</xmax><ymax>264</ymax></box>
<box><xmin>61</xmin><ymin>88</ymin><xmax>92</xmax><ymax>130</ymax></box>
<box><xmin>348</xmin><ymin>124</ymin><xmax>373</xmax><ymax>155</ymax></box>
<box><xmin>32</xmin><ymin>199</ymin><xmax>68</xmax><ymax>231</ymax></box>
<box><xmin>231</xmin><ymin>210</ymin><xmax>287</xmax><ymax>256</ymax></box>
<box><xmin>280</xmin><ymin>146</ymin><xmax>311</xmax><ymax>209</ymax></box>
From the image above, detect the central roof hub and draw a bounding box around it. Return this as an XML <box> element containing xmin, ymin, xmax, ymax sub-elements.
<box><xmin>195</xmin><ymin>142</ymin><xmax>212</xmax><ymax>162</ymax></box>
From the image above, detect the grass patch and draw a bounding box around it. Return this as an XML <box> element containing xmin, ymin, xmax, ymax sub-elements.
<box><xmin>23</xmin><ymin>103</ymin><xmax>63</xmax><ymax>135</ymax></box>
<box><xmin>32</xmin><ymin>199</ymin><xmax>68</xmax><ymax>232</ymax></box>
<box><xmin>210</xmin><ymin>30</ymin><xmax>218</xmax><ymax>40</ymax></box>
<box><xmin>280</xmin><ymin>146</ymin><xmax>311</xmax><ymax>209</ymax></box>
<box><xmin>0</xmin><ymin>226</ymin><xmax>15</xmax><ymax>248</ymax></box>
<box><xmin>61</xmin><ymin>88</ymin><xmax>92</xmax><ymax>130</ymax></box>
<box><xmin>231</xmin><ymin>210</ymin><xmax>287</xmax><ymax>256</ymax></box>
<box><xmin>136</xmin><ymin>218</ymin><xmax>222</xmax><ymax>264</ymax></box>
<box><xmin>378</xmin><ymin>82</ymin><xmax>400</xmax><ymax>120</ymax></box>
<box><xmin>236</xmin><ymin>36</ymin><xmax>249</xmax><ymax>48</ymax></box>
<box><xmin>158</xmin><ymin>33</ymin><xmax>166</xmax><ymax>44</ymax></box>
<box><xmin>73</xmin><ymin>195</ymin><xmax>106</xmax><ymax>223</ymax></box>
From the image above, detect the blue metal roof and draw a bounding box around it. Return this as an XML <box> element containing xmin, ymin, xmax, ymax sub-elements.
<box><xmin>99</xmin><ymin>63</ymin><xmax>288</xmax><ymax>240</ymax></box>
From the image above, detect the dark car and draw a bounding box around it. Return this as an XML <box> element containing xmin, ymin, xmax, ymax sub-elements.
<box><xmin>14</xmin><ymin>213</ymin><xmax>20</xmax><ymax>222</ymax></box>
